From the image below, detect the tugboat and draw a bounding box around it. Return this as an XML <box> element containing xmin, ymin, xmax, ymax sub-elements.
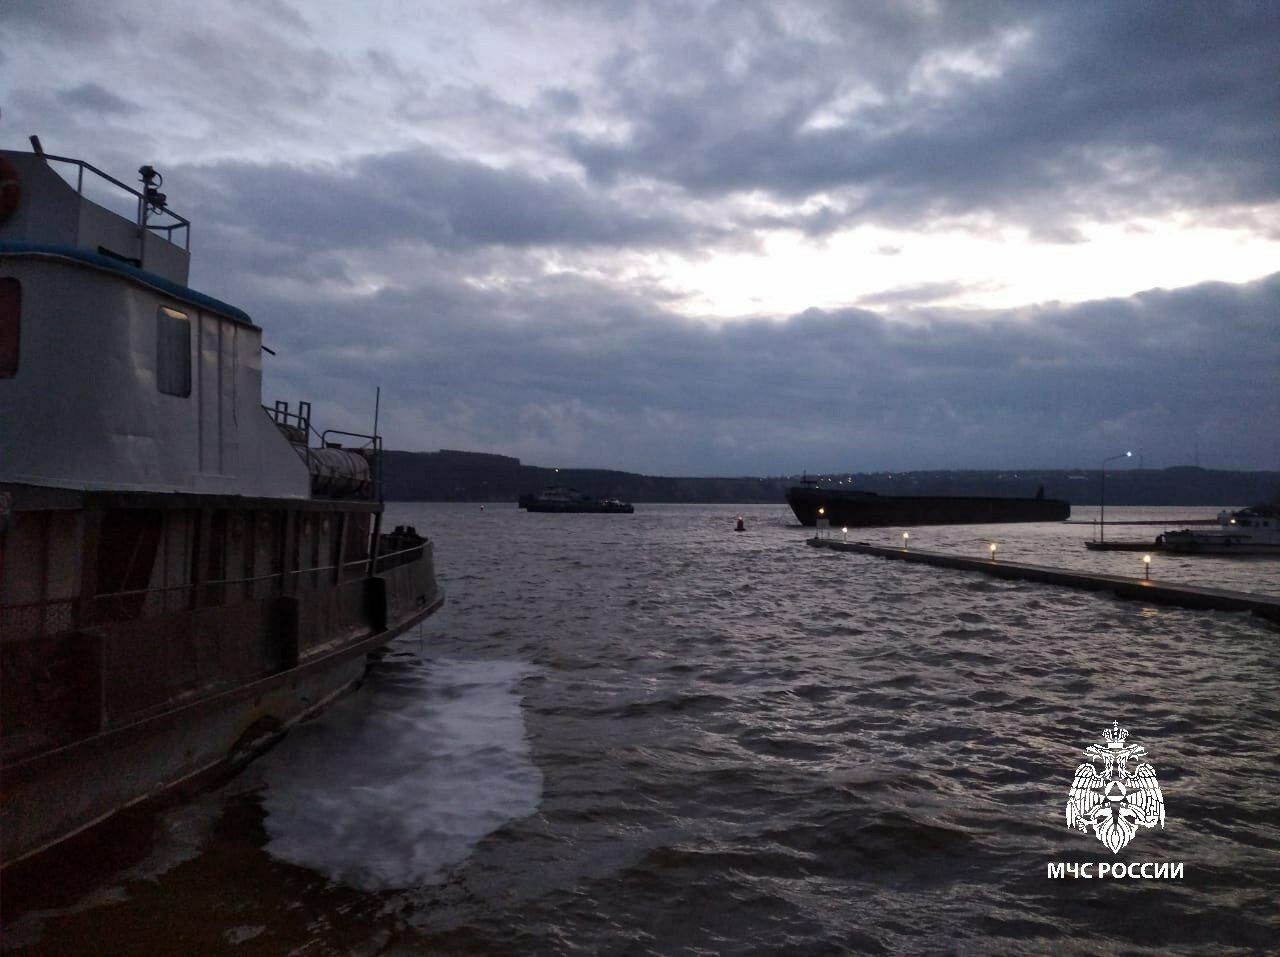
<box><xmin>518</xmin><ymin>486</ymin><xmax>634</xmax><ymax>513</ymax></box>
<box><xmin>786</xmin><ymin>475</ymin><xmax>1069</xmax><ymax>527</ymax></box>
<box><xmin>0</xmin><ymin>139</ymin><xmax>443</xmax><ymax>867</ymax></box>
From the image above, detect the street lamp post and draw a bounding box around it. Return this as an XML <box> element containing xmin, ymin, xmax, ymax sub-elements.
<box><xmin>1099</xmin><ymin>451</ymin><xmax>1133</xmax><ymax>543</ymax></box>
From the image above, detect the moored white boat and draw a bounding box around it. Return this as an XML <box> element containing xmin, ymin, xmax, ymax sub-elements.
<box><xmin>1159</xmin><ymin>505</ymin><xmax>1280</xmax><ymax>555</ymax></box>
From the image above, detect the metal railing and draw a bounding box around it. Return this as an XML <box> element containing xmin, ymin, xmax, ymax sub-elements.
<box><xmin>373</xmin><ymin>542</ymin><xmax>424</xmax><ymax>573</ymax></box>
<box><xmin>93</xmin><ymin>582</ymin><xmax>195</xmax><ymax>624</ymax></box>
<box><xmin>38</xmin><ymin>152</ymin><xmax>191</xmax><ymax>250</ymax></box>
<box><xmin>267</xmin><ymin>399</ymin><xmax>313</xmax><ymax>441</ymax></box>
<box><xmin>264</xmin><ymin>401</ymin><xmax>382</xmax><ymax>501</ymax></box>
<box><xmin>0</xmin><ymin>538</ymin><xmax>427</xmax><ymax>639</ymax></box>
<box><xmin>322</xmin><ymin>428</ymin><xmax>382</xmax><ymax>501</ymax></box>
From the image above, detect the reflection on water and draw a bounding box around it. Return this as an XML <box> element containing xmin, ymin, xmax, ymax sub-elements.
<box><xmin>257</xmin><ymin>657</ymin><xmax>542</xmax><ymax>891</ymax></box>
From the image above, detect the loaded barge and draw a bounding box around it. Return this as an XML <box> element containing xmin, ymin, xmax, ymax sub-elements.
<box><xmin>786</xmin><ymin>478</ymin><xmax>1069</xmax><ymax>527</ymax></box>
<box><xmin>0</xmin><ymin>141</ymin><xmax>442</xmax><ymax>867</ymax></box>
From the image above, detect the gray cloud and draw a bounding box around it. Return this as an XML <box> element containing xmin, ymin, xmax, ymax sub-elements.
<box><xmin>238</xmin><ymin>261</ymin><xmax>1280</xmax><ymax>473</ymax></box>
<box><xmin>230</xmin><ymin>0</ymin><xmax>309</xmax><ymax>32</ymax></box>
<box><xmin>3</xmin><ymin>0</ymin><xmax>1276</xmax><ymax>474</ymax></box>
<box><xmin>175</xmin><ymin>149</ymin><xmax>716</xmax><ymax>278</ymax></box>
<box><xmin>856</xmin><ymin>281</ymin><xmax>1000</xmax><ymax>308</ymax></box>
<box><xmin>55</xmin><ymin>82</ymin><xmax>138</xmax><ymax>116</ymax></box>
<box><xmin>566</xmin><ymin>2</ymin><xmax>1280</xmax><ymax>230</ymax></box>
<box><xmin>0</xmin><ymin>0</ymin><xmax>136</xmax><ymax>43</ymax></box>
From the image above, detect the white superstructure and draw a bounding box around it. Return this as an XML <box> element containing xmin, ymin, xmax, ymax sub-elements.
<box><xmin>0</xmin><ymin>140</ymin><xmax>441</xmax><ymax>871</ymax></box>
<box><xmin>0</xmin><ymin>144</ymin><xmax>309</xmax><ymax>498</ymax></box>
<box><xmin>1161</xmin><ymin>505</ymin><xmax>1280</xmax><ymax>555</ymax></box>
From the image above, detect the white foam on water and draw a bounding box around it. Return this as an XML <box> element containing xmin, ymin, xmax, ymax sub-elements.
<box><xmin>258</xmin><ymin>657</ymin><xmax>542</xmax><ymax>891</ymax></box>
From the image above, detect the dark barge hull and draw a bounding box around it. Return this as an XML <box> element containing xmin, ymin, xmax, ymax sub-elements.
<box><xmin>786</xmin><ymin>485</ymin><xmax>1070</xmax><ymax>527</ymax></box>
<box><xmin>0</xmin><ymin>484</ymin><xmax>443</xmax><ymax>870</ymax></box>
<box><xmin>3</xmin><ymin>589</ymin><xmax>442</xmax><ymax>870</ymax></box>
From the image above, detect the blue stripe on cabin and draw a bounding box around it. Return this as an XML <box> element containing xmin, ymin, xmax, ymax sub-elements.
<box><xmin>0</xmin><ymin>240</ymin><xmax>258</xmax><ymax>329</ymax></box>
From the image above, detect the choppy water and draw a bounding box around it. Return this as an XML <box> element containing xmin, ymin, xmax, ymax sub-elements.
<box><xmin>5</xmin><ymin>504</ymin><xmax>1279</xmax><ymax>955</ymax></box>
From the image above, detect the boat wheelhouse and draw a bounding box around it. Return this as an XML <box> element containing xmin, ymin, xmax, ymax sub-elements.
<box><xmin>0</xmin><ymin>140</ymin><xmax>442</xmax><ymax>867</ymax></box>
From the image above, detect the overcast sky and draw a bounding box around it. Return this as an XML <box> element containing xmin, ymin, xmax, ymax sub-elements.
<box><xmin>4</xmin><ymin>0</ymin><xmax>1277</xmax><ymax>473</ymax></box>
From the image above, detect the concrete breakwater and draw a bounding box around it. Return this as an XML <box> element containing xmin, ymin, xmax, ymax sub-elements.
<box><xmin>807</xmin><ymin>538</ymin><xmax>1280</xmax><ymax>626</ymax></box>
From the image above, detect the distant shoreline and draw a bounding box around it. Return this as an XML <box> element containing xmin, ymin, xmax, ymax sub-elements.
<box><xmin>382</xmin><ymin>450</ymin><xmax>1279</xmax><ymax>508</ymax></box>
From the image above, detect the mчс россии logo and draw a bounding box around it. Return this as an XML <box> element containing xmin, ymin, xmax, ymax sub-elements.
<box><xmin>1065</xmin><ymin>721</ymin><xmax>1165</xmax><ymax>853</ymax></box>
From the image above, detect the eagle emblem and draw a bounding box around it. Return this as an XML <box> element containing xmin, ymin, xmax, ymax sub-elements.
<box><xmin>1065</xmin><ymin>721</ymin><xmax>1164</xmax><ymax>853</ymax></box>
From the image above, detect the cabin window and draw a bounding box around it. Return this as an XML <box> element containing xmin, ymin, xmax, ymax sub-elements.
<box><xmin>0</xmin><ymin>278</ymin><xmax>19</xmax><ymax>377</ymax></box>
<box><xmin>156</xmin><ymin>306</ymin><xmax>191</xmax><ymax>396</ymax></box>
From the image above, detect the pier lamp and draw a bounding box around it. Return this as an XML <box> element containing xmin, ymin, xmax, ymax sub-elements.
<box><xmin>842</xmin><ymin>526</ymin><xmax>848</xmax><ymax>542</ymax></box>
<box><xmin>1099</xmin><ymin>451</ymin><xmax>1133</xmax><ymax>544</ymax></box>
<box><xmin>989</xmin><ymin>542</ymin><xmax>997</xmax><ymax>561</ymax></box>
<box><xmin>1143</xmin><ymin>554</ymin><xmax>1151</xmax><ymax>580</ymax></box>
<box><xmin>903</xmin><ymin>531</ymin><xmax>910</xmax><ymax>550</ymax></box>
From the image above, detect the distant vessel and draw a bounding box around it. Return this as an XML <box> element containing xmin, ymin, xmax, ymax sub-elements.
<box><xmin>1159</xmin><ymin>505</ymin><xmax>1280</xmax><ymax>555</ymax></box>
<box><xmin>518</xmin><ymin>487</ymin><xmax>634</xmax><ymax>513</ymax></box>
<box><xmin>786</xmin><ymin>478</ymin><xmax>1069</xmax><ymax>527</ymax></box>
<box><xmin>0</xmin><ymin>140</ymin><xmax>443</xmax><ymax>867</ymax></box>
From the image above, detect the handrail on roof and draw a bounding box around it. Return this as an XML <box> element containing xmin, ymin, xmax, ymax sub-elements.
<box><xmin>36</xmin><ymin>151</ymin><xmax>192</xmax><ymax>250</ymax></box>
<box><xmin>265</xmin><ymin>401</ymin><xmax>384</xmax><ymax>503</ymax></box>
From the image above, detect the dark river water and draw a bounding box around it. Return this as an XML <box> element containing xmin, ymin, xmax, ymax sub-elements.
<box><xmin>5</xmin><ymin>504</ymin><xmax>1279</xmax><ymax>955</ymax></box>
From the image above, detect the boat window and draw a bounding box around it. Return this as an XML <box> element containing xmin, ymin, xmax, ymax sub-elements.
<box><xmin>156</xmin><ymin>305</ymin><xmax>191</xmax><ymax>396</ymax></box>
<box><xmin>0</xmin><ymin>278</ymin><xmax>19</xmax><ymax>377</ymax></box>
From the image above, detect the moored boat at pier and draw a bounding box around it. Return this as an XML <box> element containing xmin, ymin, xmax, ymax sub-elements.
<box><xmin>0</xmin><ymin>140</ymin><xmax>443</xmax><ymax>867</ymax></box>
<box><xmin>1158</xmin><ymin>504</ymin><xmax>1280</xmax><ymax>555</ymax></box>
